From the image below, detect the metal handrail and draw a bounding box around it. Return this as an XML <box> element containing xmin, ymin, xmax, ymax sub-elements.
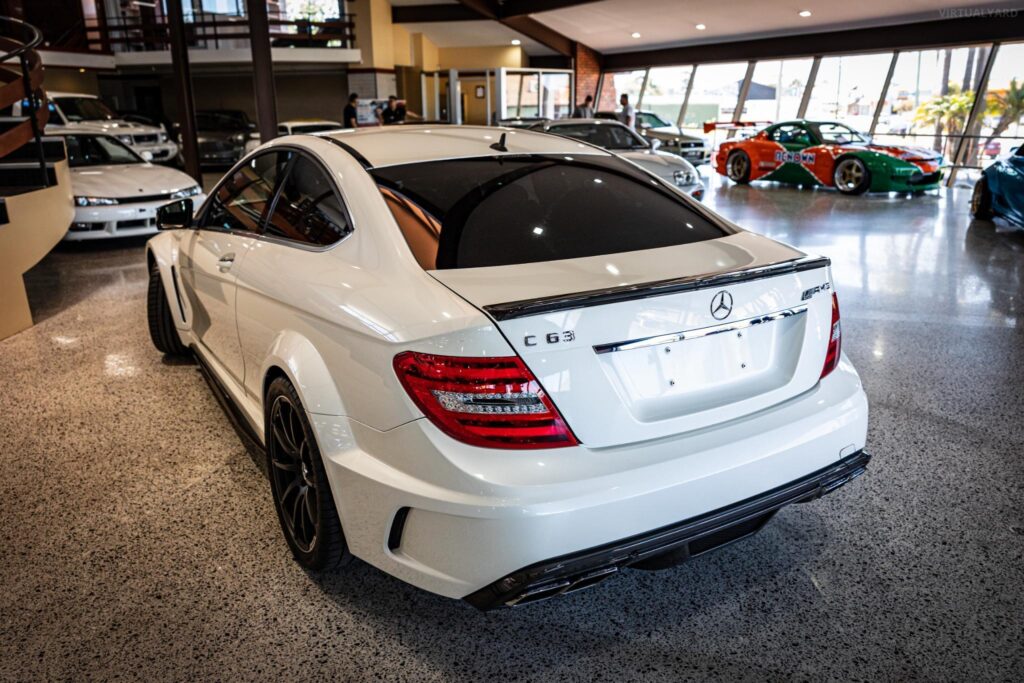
<box><xmin>0</xmin><ymin>15</ymin><xmax>48</xmax><ymax>187</ymax></box>
<box><xmin>0</xmin><ymin>16</ymin><xmax>42</xmax><ymax>63</ymax></box>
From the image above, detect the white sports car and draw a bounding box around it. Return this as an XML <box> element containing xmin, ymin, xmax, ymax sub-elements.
<box><xmin>63</xmin><ymin>133</ymin><xmax>203</xmax><ymax>241</ymax></box>
<box><xmin>19</xmin><ymin>91</ymin><xmax>180</xmax><ymax>162</ymax></box>
<box><xmin>530</xmin><ymin>118</ymin><xmax>704</xmax><ymax>200</ymax></box>
<box><xmin>146</xmin><ymin>126</ymin><xmax>869</xmax><ymax>609</ymax></box>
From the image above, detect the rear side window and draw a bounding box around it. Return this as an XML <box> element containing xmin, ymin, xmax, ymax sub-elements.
<box><xmin>371</xmin><ymin>155</ymin><xmax>728</xmax><ymax>270</ymax></box>
<box><xmin>264</xmin><ymin>156</ymin><xmax>351</xmax><ymax>246</ymax></box>
<box><xmin>203</xmin><ymin>151</ymin><xmax>290</xmax><ymax>234</ymax></box>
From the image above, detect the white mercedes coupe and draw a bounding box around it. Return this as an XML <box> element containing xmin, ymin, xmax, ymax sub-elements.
<box><xmin>146</xmin><ymin>126</ymin><xmax>870</xmax><ymax>610</ymax></box>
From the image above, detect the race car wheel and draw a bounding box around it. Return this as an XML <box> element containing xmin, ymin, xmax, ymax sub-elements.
<box><xmin>147</xmin><ymin>266</ymin><xmax>189</xmax><ymax>356</ymax></box>
<box><xmin>833</xmin><ymin>157</ymin><xmax>871</xmax><ymax>195</ymax></box>
<box><xmin>266</xmin><ymin>377</ymin><xmax>351</xmax><ymax>571</ymax></box>
<box><xmin>726</xmin><ymin>150</ymin><xmax>751</xmax><ymax>184</ymax></box>
<box><xmin>971</xmin><ymin>177</ymin><xmax>993</xmax><ymax>219</ymax></box>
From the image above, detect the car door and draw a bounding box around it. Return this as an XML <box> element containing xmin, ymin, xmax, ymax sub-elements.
<box><xmin>765</xmin><ymin>123</ymin><xmax>818</xmax><ymax>183</ymax></box>
<box><xmin>995</xmin><ymin>147</ymin><xmax>1024</xmax><ymax>225</ymax></box>
<box><xmin>181</xmin><ymin>150</ymin><xmax>290</xmax><ymax>384</ymax></box>
<box><xmin>234</xmin><ymin>152</ymin><xmax>354</xmax><ymax>403</ymax></box>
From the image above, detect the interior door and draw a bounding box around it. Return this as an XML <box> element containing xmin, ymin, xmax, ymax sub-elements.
<box><xmin>181</xmin><ymin>151</ymin><xmax>290</xmax><ymax>384</ymax></box>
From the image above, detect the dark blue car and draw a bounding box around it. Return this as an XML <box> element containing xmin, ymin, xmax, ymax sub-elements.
<box><xmin>972</xmin><ymin>145</ymin><xmax>1024</xmax><ymax>228</ymax></box>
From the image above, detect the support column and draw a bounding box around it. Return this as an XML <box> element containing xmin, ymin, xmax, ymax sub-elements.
<box><xmin>870</xmin><ymin>51</ymin><xmax>899</xmax><ymax>136</ymax></box>
<box><xmin>246</xmin><ymin>0</ymin><xmax>278</xmax><ymax>143</ymax></box>
<box><xmin>947</xmin><ymin>43</ymin><xmax>999</xmax><ymax>187</ymax></box>
<box><xmin>797</xmin><ymin>57</ymin><xmax>820</xmax><ymax>119</ymax></box>
<box><xmin>166</xmin><ymin>0</ymin><xmax>200</xmax><ymax>183</ymax></box>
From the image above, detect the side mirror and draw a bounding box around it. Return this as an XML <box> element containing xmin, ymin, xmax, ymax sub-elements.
<box><xmin>141</xmin><ymin>150</ymin><xmax>154</xmax><ymax>162</ymax></box>
<box><xmin>649</xmin><ymin>137</ymin><xmax>662</xmax><ymax>151</ymax></box>
<box><xmin>157</xmin><ymin>198</ymin><xmax>193</xmax><ymax>230</ymax></box>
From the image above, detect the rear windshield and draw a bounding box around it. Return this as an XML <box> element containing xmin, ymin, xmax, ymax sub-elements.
<box><xmin>371</xmin><ymin>155</ymin><xmax>728</xmax><ymax>270</ymax></box>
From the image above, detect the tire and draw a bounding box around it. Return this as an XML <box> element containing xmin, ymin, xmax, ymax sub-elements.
<box><xmin>266</xmin><ymin>377</ymin><xmax>351</xmax><ymax>571</ymax></box>
<box><xmin>726</xmin><ymin>150</ymin><xmax>751</xmax><ymax>184</ymax></box>
<box><xmin>833</xmin><ymin>157</ymin><xmax>871</xmax><ymax>195</ymax></box>
<box><xmin>971</xmin><ymin>177</ymin><xmax>994</xmax><ymax>219</ymax></box>
<box><xmin>147</xmin><ymin>266</ymin><xmax>189</xmax><ymax>356</ymax></box>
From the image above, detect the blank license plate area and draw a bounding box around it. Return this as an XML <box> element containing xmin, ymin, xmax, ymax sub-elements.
<box><xmin>598</xmin><ymin>312</ymin><xmax>807</xmax><ymax>422</ymax></box>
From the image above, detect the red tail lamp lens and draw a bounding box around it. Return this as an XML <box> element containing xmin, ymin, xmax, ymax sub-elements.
<box><xmin>393</xmin><ymin>352</ymin><xmax>579</xmax><ymax>449</ymax></box>
<box><xmin>820</xmin><ymin>293</ymin><xmax>842</xmax><ymax>379</ymax></box>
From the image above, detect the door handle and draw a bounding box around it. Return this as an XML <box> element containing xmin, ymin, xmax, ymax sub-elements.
<box><xmin>217</xmin><ymin>254</ymin><xmax>236</xmax><ymax>272</ymax></box>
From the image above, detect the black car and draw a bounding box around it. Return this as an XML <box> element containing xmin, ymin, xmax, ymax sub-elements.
<box><xmin>195</xmin><ymin>110</ymin><xmax>255</xmax><ymax>167</ymax></box>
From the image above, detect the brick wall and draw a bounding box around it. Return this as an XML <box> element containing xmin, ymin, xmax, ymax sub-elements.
<box><xmin>574</xmin><ymin>43</ymin><xmax>602</xmax><ymax>110</ymax></box>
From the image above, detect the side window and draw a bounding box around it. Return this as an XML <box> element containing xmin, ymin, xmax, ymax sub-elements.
<box><xmin>770</xmin><ymin>124</ymin><xmax>811</xmax><ymax>145</ymax></box>
<box><xmin>202</xmin><ymin>151</ymin><xmax>289</xmax><ymax>233</ymax></box>
<box><xmin>264</xmin><ymin>156</ymin><xmax>352</xmax><ymax>246</ymax></box>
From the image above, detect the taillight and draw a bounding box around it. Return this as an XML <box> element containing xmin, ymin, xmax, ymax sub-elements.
<box><xmin>820</xmin><ymin>293</ymin><xmax>841</xmax><ymax>379</ymax></box>
<box><xmin>393</xmin><ymin>352</ymin><xmax>579</xmax><ymax>449</ymax></box>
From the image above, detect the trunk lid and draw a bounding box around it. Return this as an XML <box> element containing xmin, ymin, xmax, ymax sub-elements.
<box><xmin>429</xmin><ymin>232</ymin><xmax>835</xmax><ymax>448</ymax></box>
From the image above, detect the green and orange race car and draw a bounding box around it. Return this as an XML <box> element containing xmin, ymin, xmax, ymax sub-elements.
<box><xmin>715</xmin><ymin>120</ymin><xmax>943</xmax><ymax>194</ymax></box>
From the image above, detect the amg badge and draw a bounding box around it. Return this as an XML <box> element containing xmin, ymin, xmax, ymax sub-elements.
<box><xmin>801</xmin><ymin>282</ymin><xmax>831</xmax><ymax>301</ymax></box>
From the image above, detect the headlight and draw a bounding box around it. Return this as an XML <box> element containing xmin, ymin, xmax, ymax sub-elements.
<box><xmin>159</xmin><ymin>133</ymin><xmax>168</xmax><ymax>143</ymax></box>
<box><xmin>169</xmin><ymin>185</ymin><xmax>200</xmax><ymax>199</ymax></box>
<box><xmin>75</xmin><ymin>196</ymin><xmax>119</xmax><ymax>206</ymax></box>
<box><xmin>116</xmin><ymin>134</ymin><xmax>133</xmax><ymax>145</ymax></box>
<box><xmin>231</xmin><ymin>133</ymin><xmax>246</xmax><ymax>144</ymax></box>
<box><xmin>673</xmin><ymin>170</ymin><xmax>697</xmax><ymax>186</ymax></box>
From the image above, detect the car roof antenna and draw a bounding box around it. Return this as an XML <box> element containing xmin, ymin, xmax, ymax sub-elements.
<box><xmin>490</xmin><ymin>132</ymin><xmax>508</xmax><ymax>152</ymax></box>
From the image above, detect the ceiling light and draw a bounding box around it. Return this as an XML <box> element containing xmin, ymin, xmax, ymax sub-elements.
<box><xmin>798</xmin><ymin>10</ymin><xmax>812</xmax><ymax>17</ymax></box>
<box><xmin>631</xmin><ymin>32</ymin><xmax>641</xmax><ymax>38</ymax></box>
<box><xmin>695</xmin><ymin>24</ymin><xmax>706</xmax><ymax>30</ymax></box>
<box><xmin>511</xmin><ymin>39</ymin><xmax>521</xmax><ymax>46</ymax></box>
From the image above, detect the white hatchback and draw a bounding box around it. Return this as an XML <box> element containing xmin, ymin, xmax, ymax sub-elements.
<box><xmin>146</xmin><ymin>126</ymin><xmax>869</xmax><ymax>609</ymax></box>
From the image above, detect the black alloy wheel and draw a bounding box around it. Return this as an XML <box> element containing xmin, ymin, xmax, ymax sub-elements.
<box><xmin>266</xmin><ymin>377</ymin><xmax>350</xmax><ymax>570</ymax></box>
<box><xmin>971</xmin><ymin>177</ymin><xmax>993</xmax><ymax>219</ymax></box>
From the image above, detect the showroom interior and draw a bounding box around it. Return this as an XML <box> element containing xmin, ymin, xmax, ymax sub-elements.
<box><xmin>1</xmin><ymin>0</ymin><xmax>1022</xmax><ymax>680</ymax></box>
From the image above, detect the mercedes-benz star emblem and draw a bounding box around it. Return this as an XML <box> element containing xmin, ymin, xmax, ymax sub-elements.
<box><xmin>710</xmin><ymin>291</ymin><xmax>733</xmax><ymax>320</ymax></box>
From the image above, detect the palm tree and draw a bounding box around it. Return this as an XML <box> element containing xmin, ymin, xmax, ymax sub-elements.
<box><xmin>914</xmin><ymin>87</ymin><xmax>975</xmax><ymax>157</ymax></box>
<box><xmin>983</xmin><ymin>78</ymin><xmax>1024</xmax><ymax>151</ymax></box>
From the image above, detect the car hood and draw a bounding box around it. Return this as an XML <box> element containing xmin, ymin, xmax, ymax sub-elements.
<box><xmin>646</xmin><ymin>125</ymin><xmax>703</xmax><ymax>143</ymax></box>
<box><xmin>48</xmin><ymin>120</ymin><xmax>164</xmax><ymax>136</ymax></box>
<box><xmin>620</xmin><ymin>149</ymin><xmax>697</xmax><ymax>173</ymax></box>
<box><xmin>197</xmin><ymin>129</ymin><xmax>246</xmax><ymax>142</ymax></box>
<box><xmin>70</xmin><ymin>163</ymin><xmax>197</xmax><ymax>198</ymax></box>
<box><xmin>842</xmin><ymin>142</ymin><xmax>941</xmax><ymax>162</ymax></box>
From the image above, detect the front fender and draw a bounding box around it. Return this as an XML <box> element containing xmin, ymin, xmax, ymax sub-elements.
<box><xmin>146</xmin><ymin>231</ymin><xmax>192</xmax><ymax>331</ymax></box>
<box><xmin>261</xmin><ymin>330</ymin><xmax>345</xmax><ymax>416</ymax></box>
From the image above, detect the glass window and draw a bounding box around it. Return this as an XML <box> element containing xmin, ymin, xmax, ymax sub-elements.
<box><xmin>874</xmin><ymin>46</ymin><xmax>988</xmax><ymax>158</ymax></box>
<box><xmin>540</xmin><ymin>73</ymin><xmax>572</xmax><ymax>120</ymax></box>
<box><xmin>202</xmin><ymin>151</ymin><xmax>289</xmax><ymax>234</ymax></box>
<box><xmin>64</xmin><ymin>135</ymin><xmax>142</xmax><ymax>167</ymax></box>
<box><xmin>805</xmin><ymin>53</ymin><xmax>895</xmax><ymax>129</ymax></box>
<box><xmin>54</xmin><ymin>96</ymin><xmax>117</xmax><ymax>122</ymax></box>
<box><xmin>746</xmin><ymin>58</ymin><xmax>814</xmax><ymax>123</ymax></box>
<box><xmin>506</xmin><ymin>72</ymin><xmax>540</xmax><ymax>118</ymax></box>
<box><xmin>681</xmin><ymin>61</ymin><xmax>750</xmax><ymax>147</ymax></box>
<box><xmin>768</xmin><ymin>124</ymin><xmax>813</xmax><ymax>146</ymax></box>
<box><xmin>815</xmin><ymin>122</ymin><xmax>870</xmax><ymax>144</ymax></box>
<box><xmin>371</xmin><ymin>155</ymin><xmax>729</xmax><ymax>270</ymax></box>
<box><xmin>264</xmin><ymin>156</ymin><xmax>351</xmax><ymax>246</ymax></box>
<box><xmin>548</xmin><ymin>122</ymin><xmax>648</xmax><ymax>150</ymax></box>
<box><xmin>600</xmin><ymin>69</ymin><xmax>647</xmax><ymax>116</ymax></box>
<box><xmin>972</xmin><ymin>43</ymin><xmax>1024</xmax><ymax>167</ymax></box>
<box><xmin>640</xmin><ymin>66</ymin><xmax>694</xmax><ymax>125</ymax></box>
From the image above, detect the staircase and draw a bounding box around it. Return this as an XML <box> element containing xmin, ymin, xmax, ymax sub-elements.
<box><xmin>0</xmin><ymin>16</ymin><xmax>74</xmax><ymax>341</ymax></box>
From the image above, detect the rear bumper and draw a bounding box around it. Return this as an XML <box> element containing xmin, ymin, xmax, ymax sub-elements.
<box><xmin>465</xmin><ymin>449</ymin><xmax>870</xmax><ymax>610</ymax></box>
<box><xmin>313</xmin><ymin>358</ymin><xmax>868</xmax><ymax>602</ymax></box>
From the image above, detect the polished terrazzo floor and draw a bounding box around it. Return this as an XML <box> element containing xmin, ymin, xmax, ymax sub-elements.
<box><xmin>2</xmin><ymin>175</ymin><xmax>1022</xmax><ymax>681</ymax></box>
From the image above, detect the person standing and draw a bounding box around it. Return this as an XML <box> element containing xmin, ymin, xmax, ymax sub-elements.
<box><xmin>379</xmin><ymin>96</ymin><xmax>406</xmax><ymax>125</ymax></box>
<box><xmin>618</xmin><ymin>94</ymin><xmax>635</xmax><ymax>129</ymax></box>
<box><xmin>571</xmin><ymin>94</ymin><xmax>594</xmax><ymax>119</ymax></box>
<box><xmin>343</xmin><ymin>93</ymin><xmax>359</xmax><ymax>128</ymax></box>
